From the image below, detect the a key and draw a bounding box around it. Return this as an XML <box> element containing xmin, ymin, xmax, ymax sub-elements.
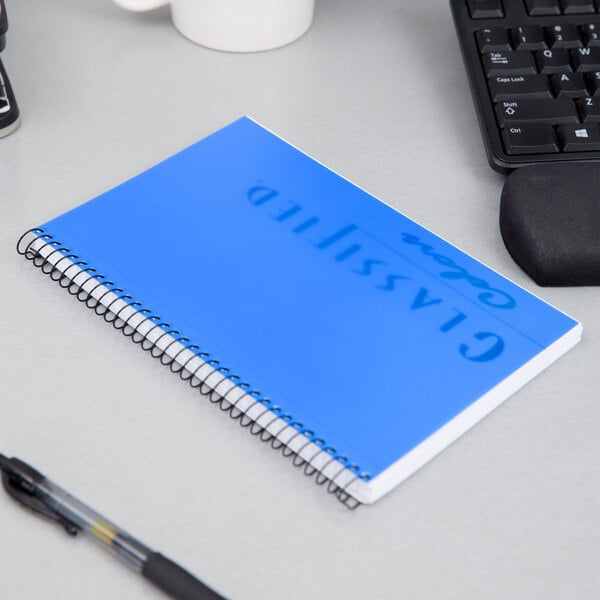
<box><xmin>551</xmin><ymin>72</ymin><xmax>588</xmax><ymax>97</ymax></box>
<box><xmin>501</xmin><ymin>124</ymin><xmax>559</xmax><ymax>154</ymax></box>
<box><xmin>512</xmin><ymin>26</ymin><xmax>547</xmax><ymax>50</ymax></box>
<box><xmin>468</xmin><ymin>0</ymin><xmax>505</xmax><ymax>18</ymax></box>
<box><xmin>571</xmin><ymin>47</ymin><xmax>600</xmax><ymax>71</ymax></box>
<box><xmin>495</xmin><ymin>98</ymin><xmax>579</xmax><ymax>126</ymax></box>
<box><xmin>556</xmin><ymin>123</ymin><xmax>600</xmax><ymax>150</ymax></box>
<box><xmin>559</xmin><ymin>0</ymin><xmax>597</xmax><ymax>14</ymax></box>
<box><xmin>488</xmin><ymin>74</ymin><xmax>552</xmax><ymax>100</ymax></box>
<box><xmin>547</xmin><ymin>24</ymin><xmax>584</xmax><ymax>49</ymax></box>
<box><xmin>535</xmin><ymin>48</ymin><xmax>572</xmax><ymax>73</ymax></box>
<box><xmin>577</xmin><ymin>96</ymin><xmax>600</xmax><ymax>121</ymax></box>
<box><xmin>482</xmin><ymin>51</ymin><xmax>537</xmax><ymax>76</ymax></box>
<box><xmin>477</xmin><ymin>27</ymin><xmax>512</xmax><ymax>53</ymax></box>
<box><xmin>525</xmin><ymin>0</ymin><xmax>561</xmax><ymax>15</ymax></box>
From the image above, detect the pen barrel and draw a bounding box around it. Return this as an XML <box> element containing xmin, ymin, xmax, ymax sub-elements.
<box><xmin>32</xmin><ymin>478</ymin><xmax>152</xmax><ymax>571</ymax></box>
<box><xmin>1</xmin><ymin>457</ymin><xmax>223</xmax><ymax>599</ymax></box>
<box><xmin>142</xmin><ymin>552</ymin><xmax>225</xmax><ymax>600</ymax></box>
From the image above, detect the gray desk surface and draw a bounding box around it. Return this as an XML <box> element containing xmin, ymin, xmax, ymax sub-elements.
<box><xmin>1</xmin><ymin>1</ymin><xmax>598</xmax><ymax>598</ymax></box>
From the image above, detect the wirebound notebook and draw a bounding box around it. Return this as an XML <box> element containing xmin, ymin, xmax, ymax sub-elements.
<box><xmin>19</xmin><ymin>117</ymin><xmax>581</xmax><ymax>506</ymax></box>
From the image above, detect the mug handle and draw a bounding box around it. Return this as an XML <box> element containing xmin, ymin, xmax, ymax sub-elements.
<box><xmin>112</xmin><ymin>0</ymin><xmax>169</xmax><ymax>11</ymax></box>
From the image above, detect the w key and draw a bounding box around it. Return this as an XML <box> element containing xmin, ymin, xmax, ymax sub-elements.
<box><xmin>495</xmin><ymin>98</ymin><xmax>579</xmax><ymax>126</ymax></box>
<box><xmin>489</xmin><ymin>75</ymin><xmax>552</xmax><ymax>101</ymax></box>
<box><xmin>571</xmin><ymin>47</ymin><xmax>600</xmax><ymax>72</ymax></box>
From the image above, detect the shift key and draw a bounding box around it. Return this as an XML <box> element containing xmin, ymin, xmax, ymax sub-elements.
<box><xmin>495</xmin><ymin>98</ymin><xmax>579</xmax><ymax>126</ymax></box>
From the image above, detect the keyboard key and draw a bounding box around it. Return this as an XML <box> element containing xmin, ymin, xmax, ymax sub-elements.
<box><xmin>525</xmin><ymin>0</ymin><xmax>561</xmax><ymax>15</ymax></box>
<box><xmin>482</xmin><ymin>51</ymin><xmax>537</xmax><ymax>76</ymax></box>
<box><xmin>468</xmin><ymin>0</ymin><xmax>505</xmax><ymax>18</ymax></box>
<box><xmin>495</xmin><ymin>98</ymin><xmax>579</xmax><ymax>126</ymax></box>
<box><xmin>588</xmin><ymin>71</ymin><xmax>600</xmax><ymax>94</ymax></box>
<box><xmin>559</xmin><ymin>0</ymin><xmax>596</xmax><ymax>13</ymax></box>
<box><xmin>577</xmin><ymin>96</ymin><xmax>600</xmax><ymax>121</ymax></box>
<box><xmin>551</xmin><ymin>72</ymin><xmax>589</xmax><ymax>96</ymax></box>
<box><xmin>513</xmin><ymin>26</ymin><xmax>547</xmax><ymax>50</ymax></box>
<box><xmin>477</xmin><ymin>27</ymin><xmax>512</xmax><ymax>52</ymax></box>
<box><xmin>556</xmin><ymin>123</ymin><xmax>600</xmax><ymax>150</ymax></box>
<box><xmin>535</xmin><ymin>48</ymin><xmax>573</xmax><ymax>72</ymax></box>
<box><xmin>501</xmin><ymin>124</ymin><xmax>559</xmax><ymax>153</ymax></box>
<box><xmin>581</xmin><ymin>24</ymin><xmax>600</xmax><ymax>47</ymax></box>
<box><xmin>571</xmin><ymin>46</ymin><xmax>600</xmax><ymax>71</ymax></box>
<box><xmin>547</xmin><ymin>24</ymin><xmax>584</xmax><ymax>48</ymax></box>
<box><xmin>488</xmin><ymin>74</ymin><xmax>552</xmax><ymax>100</ymax></box>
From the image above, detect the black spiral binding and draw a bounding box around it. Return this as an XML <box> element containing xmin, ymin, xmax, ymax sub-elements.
<box><xmin>17</xmin><ymin>229</ymin><xmax>368</xmax><ymax>509</ymax></box>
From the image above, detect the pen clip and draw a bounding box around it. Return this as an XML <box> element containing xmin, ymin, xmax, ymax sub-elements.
<box><xmin>1</xmin><ymin>470</ymin><xmax>80</xmax><ymax>536</ymax></box>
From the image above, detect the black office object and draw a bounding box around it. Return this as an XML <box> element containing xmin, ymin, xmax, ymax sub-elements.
<box><xmin>499</xmin><ymin>162</ymin><xmax>600</xmax><ymax>285</ymax></box>
<box><xmin>0</xmin><ymin>0</ymin><xmax>20</xmax><ymax>138</ymax></box>
<box><xmin>0</xmin><ymin>453</ymin><xmax>226</xmax><ymax>600</ymax></box>
<box><xmin>0</xmin><ymin>0</ymin><xmax>7</xmax><ymax>54</ymax></box>
<box><xmin>451</xmin><ymin>0</ymin><xmax>600</xmax><ymax>172</ymax></box>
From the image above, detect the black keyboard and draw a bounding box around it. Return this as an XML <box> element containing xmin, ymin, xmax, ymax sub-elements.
<box><xmin>451</xmin><ymin>0</ymin><xmax>600</xmax><ymax>172</ymax></box>
<box><xmin>0</xmin><ymin>0</ymin><xmax>19</xmax><ymax>138</ymax></box>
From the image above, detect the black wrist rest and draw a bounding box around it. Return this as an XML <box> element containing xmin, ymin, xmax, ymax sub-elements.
<box><xmin>500</xmin><ymin>163</ymin><xmax>600</xmax><ymax>287</ymax></box>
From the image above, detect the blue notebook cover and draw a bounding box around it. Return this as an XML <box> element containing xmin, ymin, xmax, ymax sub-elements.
<box><xmin>21</xmin><ymin>117</ymin><xmax>581</xmax><ymax>505</ymax></box>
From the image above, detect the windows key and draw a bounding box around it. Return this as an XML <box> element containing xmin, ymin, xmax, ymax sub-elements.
<box><xmin>556</xmin><ymin>124</ymin><xmax>600</xmax><ymax>151</ymax></box>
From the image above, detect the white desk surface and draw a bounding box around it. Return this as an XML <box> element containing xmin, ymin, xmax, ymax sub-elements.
<box><xmin>1</xmin><ymin>1</ymin><xmax>598</xmax><ymax>598</ymax></box>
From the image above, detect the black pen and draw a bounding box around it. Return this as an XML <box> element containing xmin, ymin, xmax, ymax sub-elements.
<box><xmin>0</xmin><ymin>453</ymin><xmax>225</xmax><ymax>600</ymax></box>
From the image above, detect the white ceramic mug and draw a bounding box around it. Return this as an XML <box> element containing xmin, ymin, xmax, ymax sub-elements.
<box><xmin>112</xmin><ymin>0</ymin><xmax>316</xmax><ymax>53</ymax></box>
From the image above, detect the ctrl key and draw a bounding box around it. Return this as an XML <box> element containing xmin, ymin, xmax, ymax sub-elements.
<box><xmin>502</xmin><ymin>125</ymin><xmax>559</xmax><ymax>154</ymax></box>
